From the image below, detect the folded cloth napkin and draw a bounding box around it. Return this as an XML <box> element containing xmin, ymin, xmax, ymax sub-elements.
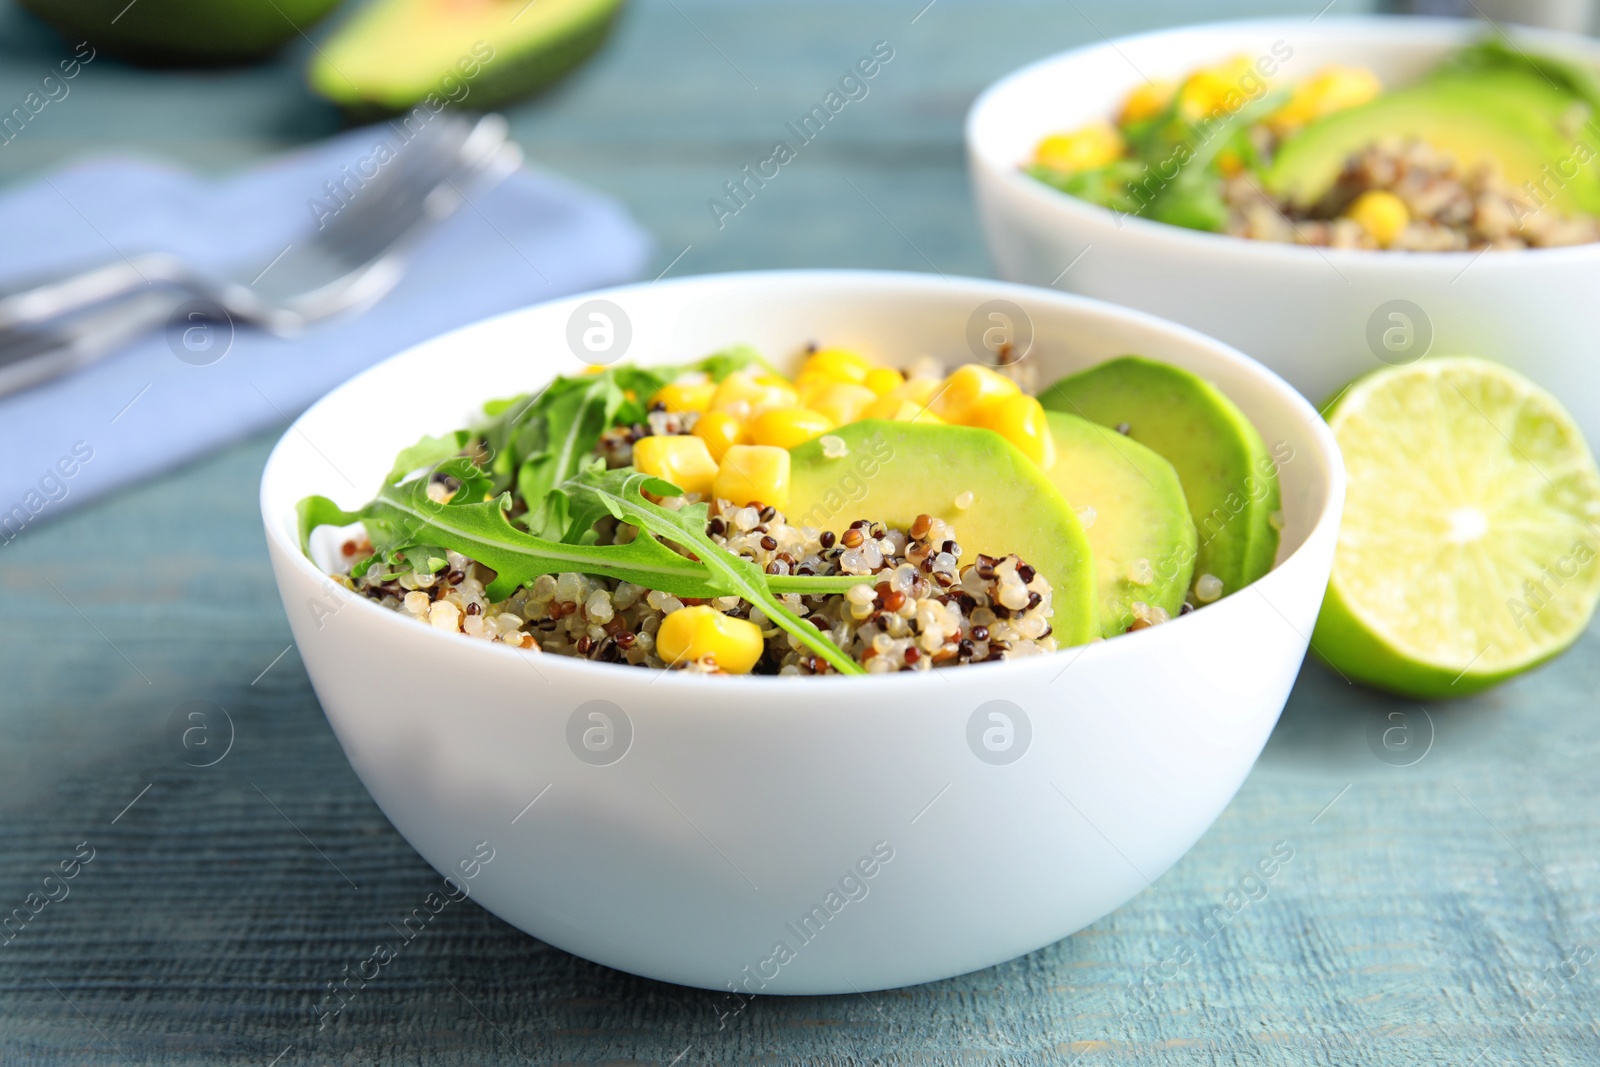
<box><xmin>0</xmin><ymin>123</ymin><xmax>651</xmax><ymax>542</ymax></box>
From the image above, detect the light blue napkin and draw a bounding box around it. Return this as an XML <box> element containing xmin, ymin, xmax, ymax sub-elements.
<box><xmin>0</xmin><ymin>123</ymin><xmax>651</xmax><ymax>541</ymax></box>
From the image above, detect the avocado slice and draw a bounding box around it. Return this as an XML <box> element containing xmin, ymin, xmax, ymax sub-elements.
<box><xmin>310</xmin><ymin>0</ymin><xmax>626</xmax><ymax>115</ymax></box>
<box><xmin>1041</xmin><ymin>357</ymin><xmax>1281</xmax><ymax>602</ymax></box>
<box><xmin>1265</xmin><ymin>73</ymin><xmax>1600</xmax><ymax>214</ymax></box>
<box><xmin>1043</xmin><ymin>411</ymin><xmax>1196</xmax><ymax>635</ymax></box>
<box><xmin>21</xmin><ymin>0</ymin><xmax>340</xmax><ymax>66</ymax></box>
<box><xmin>787</xmin><ymin>420</ymin><xmax>1099</xmax><ymax>646</ymax></box>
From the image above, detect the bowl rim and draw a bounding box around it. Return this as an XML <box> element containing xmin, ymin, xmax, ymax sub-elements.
<box><xmin>965</xmin><ymin>13</ymin><xmax>1600</xmax><ymax>267</ymax></box>
<box><xmin>260</xmin><ymin>268</ymin><xmax>1346</xmax><ymax>691</ymax></box>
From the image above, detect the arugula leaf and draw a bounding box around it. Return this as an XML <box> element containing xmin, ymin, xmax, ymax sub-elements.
<box><xmin>299</xmin><ymin>459</ymin><xmax>870</xmax><ymax>675</ymax></box>
<box><xmin>461</xmin><ymin>348</ymin><xmax>770</xmax><ymax>540</ymax></box>
<box><xmin>554</xmin><ymin>463</ymin><xmax>868</xmax><ymax>674</ymax></box>
<box><xmin>386</xmin><ymin>431</ymin><xmax>470</xmax><ymax>484</ymax></box>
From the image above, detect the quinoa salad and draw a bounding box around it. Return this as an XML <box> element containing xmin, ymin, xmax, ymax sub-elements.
<box><xmin>1026</xmin><ymin>39</ymin><xmax>1600</xmax><ymax>251</ymax></box>
<box><xmin>299</xmin><ymin>343</ymin><xmax>1279</xmax><ymax>676</ymax></box>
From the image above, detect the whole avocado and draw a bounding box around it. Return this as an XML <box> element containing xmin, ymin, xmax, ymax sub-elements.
<box><xmin>20</xmin><ymin>0</ymin><xmax>344</xmax><ymax>66</ymax></box>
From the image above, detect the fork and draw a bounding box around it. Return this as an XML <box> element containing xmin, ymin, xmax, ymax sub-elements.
<box><xmin>0</xmin><ymin>112</ymin><xmax>521</xmax><ymax>398</ymax></box>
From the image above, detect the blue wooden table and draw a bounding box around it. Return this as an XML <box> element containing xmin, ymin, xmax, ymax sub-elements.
<box><xmin>4</xmin><ymin>1</ymin><xmax>1599</xmax><ymax>1063</ymax></box>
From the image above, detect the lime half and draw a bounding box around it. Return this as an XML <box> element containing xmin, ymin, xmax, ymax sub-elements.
<box><xmin>1313</xmin><ymin>357</ymin><xmax>1600</xmax><ymax>699</ymax></box>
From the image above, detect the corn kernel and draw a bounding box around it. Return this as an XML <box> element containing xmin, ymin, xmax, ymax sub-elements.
<box><xmin>656</xmin><ymin>605</ymin><xmax>765</xmax><ymax>673</ymax></box>
<box><xmin>1119</xmin><ymin>78</ymin><xmax>1176</xmax><ymax>124</ymax></box>
<box><xmin>1268</xmin><ymin>64</ymin><xmax>1381</xmax><ymax>133</ymax></box>
<box><xmin>806</xmin><ymin>382</ymin><xmax>878</xmax><ymax>426</ymax></box>
<box><xmin>973</xmin><ymin>393</ymin><xmax>1056</xmax><ymax>470</ymax></box>
<box><xmin>1034</xmin><ymin>123</ymin><xmax>1126</xmax><ymax>173</ymax></box>
<box><xmin>1346</xmin><ymin>190</ymin><xmax>1410</xmax><ymax>247</ymax></box>
<box><xmin>862</xmin><ymin>367</ymin><xmax>903</xmax><ymax>397</ymax></box>
<box><xmin>652</xmin><ymin>380</ymin><xmax>717</xmax><ymax>413</ymax></box>
<box><xmin>631</xmin><ymin>434</ymin><xmax>719</xmax><ymax>497</ymax></box>
<box><xmin>800</xmin><ymin>348</ymin><xmax>872</xmax><ymax>384</ymax></box>
<box><xmin>883</xmin><ymin>400</ymin><xmax>945</xmax><ymax>424</ymax></box>
<box><xmin>896</xmin><ymin>376</ymin><xmax>942</xmax><ymax>406</ymax></box>
<box><xmin>930</xmin><ymin>363</ymin><xmax>1022</xmax><ymax>425</ymax></box>
<box><xmin>862</xmin><ymin>376</ymin><xmax>945</xmax><ymax>420</ymax></box>
<box><xmin>747</xmin><ymin>407</ymin><xmax>834</xmax><ymax>449</ymax></box>
<box><xmin>714</xmin><ymin>444</ymin><xmax>791</xmax><ymax>510</ymax></box>
<box><xmin>1177</xmin><ymin>56</ymin><xmax>1261</xmax><ymax>120</ymax></box>
<box><xmin>710</xmin><ymin>371</ymin><xmax>799</xmax><ymax>416</ymax></box>
<box><xmin>792</xmin><ymin>372</ymin><xmax>834</xmax><ymax>406</ymax></box>
<box><xmin>693</xmin><ymin>409</ymin><xmax>745</xmax><ymax>461</ymax></box>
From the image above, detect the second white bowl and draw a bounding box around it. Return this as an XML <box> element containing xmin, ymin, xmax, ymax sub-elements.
<box><xmin>968</xmin><ymin>16</ymin><xmax>1600</xmax><ymax>441</ymax></box>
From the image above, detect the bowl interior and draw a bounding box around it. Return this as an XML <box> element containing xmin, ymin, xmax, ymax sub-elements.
<box><xmin>968</xmin><ymin>16</ymin><xmax>1600</xmax><ymax>172</ymax></box>
<box><xmin>261</xmin><ymin>271</ymin><xmax>1340</xmax><ymax>614</ymax></box>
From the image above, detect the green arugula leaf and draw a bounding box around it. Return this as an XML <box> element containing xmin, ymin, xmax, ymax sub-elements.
<box><xmin>554</xmin><ymin>464</ymin><xmax>868</xmax><ymax>674</ymax></box>
<box><xmin>385</xmin><ymin>431</ymin><xmax>470</xmax><ymax>484</ymax></box>
<box><xmin>299</xmin><ymin>459</ymin><xmax>870</xmax><ymax>675</ymax></box>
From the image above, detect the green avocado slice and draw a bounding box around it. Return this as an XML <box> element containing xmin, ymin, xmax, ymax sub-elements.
<box><xmin>1041</xmin><ymin>357</ymin><xmax>1281</xmax><ymax>603</ymax></box>
<box><xmin>1043</xmin><ymin>411</ymin><xmax>1196</xmax><ymax>636</ymax></box>
<box><xmin>786</xmin><ymin>421</ymin><xmax>1099</xmax><ymax>647</ymax></box>
<box><xmin>1265</xmin><ymin>74</ymin><xmax>1600</xmax><ymax>214</ymax></box>
<box><xmin>309</xmin><ymin>0</ymin><xmax>626</xmax><ymax>114</ymax></box>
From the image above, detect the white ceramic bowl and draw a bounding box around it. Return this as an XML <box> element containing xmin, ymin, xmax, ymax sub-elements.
<box><xmin>968</xmin><ymin>16</ymin><xmax>1600</xmax><ymax>442</ymax></box>
<box><xmin>260</xmin><ymin>271</ymin><xmax>1343</xmax><ymax>994</ymax></box>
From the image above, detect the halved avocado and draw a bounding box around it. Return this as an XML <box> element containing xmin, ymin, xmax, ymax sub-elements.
<box><xmin>1041</xmin><ymin>357</ymin><xmax>1281</xmax><ymax>602</ymax></box>
<box><xmin>1265</xmin><ymin>74</ymin><xmax>1600</xmax><ymax>214</ymax></box>
<box><xmin>310</xmin><ymin>0</ymin><xmax>626</xmax><ymax>114</ymax></box>
<box><xmin>21</xmin><ymin>0</ymin><xmax>341</xmax><ymax>65</ymax></box>
<box><xmin>1043</xmin><ymin>411</ymin><xmax>1196</xmax><ymax>636</ymax></box>
<box><xmin>787</xmin><ymin>420</ymin><xmax>1099</xmax><ymax>646</ymax></box>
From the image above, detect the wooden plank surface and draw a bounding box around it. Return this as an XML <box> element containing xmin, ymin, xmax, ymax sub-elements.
<box><xmin>3</xmin><ymin>1</ymin><xmax>1599</xmax><ymax>1064</ymax></box>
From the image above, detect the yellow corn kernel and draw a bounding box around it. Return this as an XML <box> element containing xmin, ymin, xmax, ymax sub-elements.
<box><xmin>1119</xmin><ymin>78</ymin><xmax>1176</xmax><ymax>124</ymax></box>
<box><xmin>973</xmin><ymin>393</ymin><xmax>1056</xmax><ymax>470</ymax></box>
<box><xmin>1034</xmin><ymin>123</ymin><xmax>1126</xmax><ymax>174</ymax></box>
<box><xmin>714</xmin><ymin>444</ymin><xmax>791</xmax><ymax>509</ymax></box>
<box><xmin>862</xmin><ymin>376</ymin><xmax>944</xmax><ymax>420</ymax></box>
<box><xmin>881</xmin><ymin>399</ymin><xmax>944</xmax><ymax>424</ymax></box>
<box><xmin>1178</xmin><ymin>55</ymin><xmax>1261</xmax><ymax>120</ymax></box>
<box><xmin>656</xmin><ymin>605</ymin><xmax>765</xmax><ymax>673</ymax></box>
<box><xmin>806</xmin><ymin>382</ymin><xmax>878</xmax><ymax>426</ymax></box>
<box><xmin>1268</xmin><ymin>64</ymin><xmax>1381</xmax><ymax>133</ymax></box>
<box><xmin>710</xmin><ymin>371</ymin><xmax>799</xmax><ymax>416</ymax></box>
<box><xmin>631</xmin><ymin>434</ymin><xmax>719</xmax><ymax>497</ymax></box>
<box><xmin>747</xmin><ymin>407</ymin><xmax>834</xmax><ymax>449</ymax></box>
<box><xmin>862</xmin><ymin>366</ymin><xmax>903</xmax><ymax>397</ymax></box>
<box><xmin>792</xmin><ymin>372</ymin><xmax>833</xmax><ymax>406</ymax></box>
<box><xmin>896</xmin><ymin>376</ymin><xmax>942</xmax><ymax>406</ymax></box>
<box><xmin>800</xmin><ymin>348</ymin><xmax>872</xmax><ymax>385</ymax></box>
<box><xmin>652</xmin><ymin>380</ymin><xmax>716</xmax><ymax>413</ymax></box>
<box><xmin>693</xmin><ymin>409</ymin><xmax>745</xmax><ymax>461</ymax></box>
<box><xmin>1346</xmin><ymin>190</ymin><xmax>1410</xmax><ymax>247</ymax></box>
<box><xmin>930</xmin><ymin>363</ymin><xmax>1022</xmax><ymax>425</ymax></box>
